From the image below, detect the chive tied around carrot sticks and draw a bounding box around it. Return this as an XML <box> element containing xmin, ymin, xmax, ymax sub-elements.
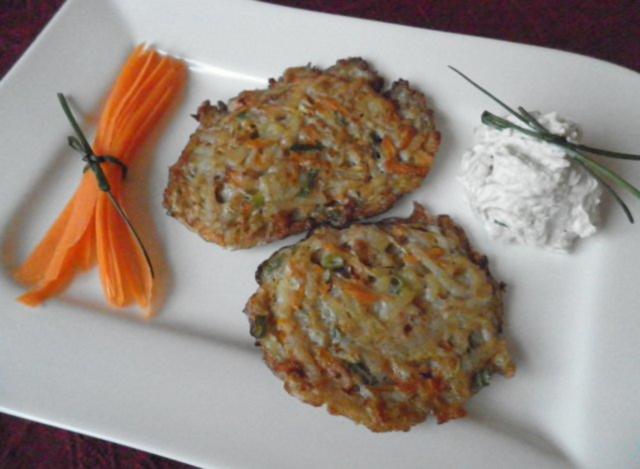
<box><xmin>14</xmin><ymin>45</ymin><xmax>187</xmax><ymax>316</ymax></box>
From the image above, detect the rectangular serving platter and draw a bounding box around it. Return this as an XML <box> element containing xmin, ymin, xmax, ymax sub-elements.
<box><xmin>1</xmin><ymin>0</ymin><xmax>639</xmax><ymax>467</ymax></box>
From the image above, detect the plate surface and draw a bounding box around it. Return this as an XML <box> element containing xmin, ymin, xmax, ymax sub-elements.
<box><xmin>1</xmin><ymin>1</ymin><xmax>639</xmax><ymax>467</ymax></box>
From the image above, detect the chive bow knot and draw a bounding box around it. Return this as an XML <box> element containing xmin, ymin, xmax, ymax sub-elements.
<box><xmin>57</xmin><ymin>92</ymin><xmax>154</xmax><ymax>277</ymax></box>
<box><xmin>67</xmin><ymin>134</ymin><xmax>128</xmax><ymax>184</ymax></box>
<box><xmin>58</xmin><ymin>93</ymin><xmax>128</xmax><ymax>192</ymax></box>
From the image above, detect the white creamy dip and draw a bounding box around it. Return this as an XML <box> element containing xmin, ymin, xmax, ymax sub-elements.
<box><xmin>459</xmin><ymin>112</ymin><xmax>601</xmax><ymax>251</ymax></box>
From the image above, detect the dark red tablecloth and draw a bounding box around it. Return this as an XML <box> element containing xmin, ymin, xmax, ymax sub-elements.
<box><xmin>1</xmin><ymin>1</ymin><xmax>638</xmax><ymax>467</ymax></box>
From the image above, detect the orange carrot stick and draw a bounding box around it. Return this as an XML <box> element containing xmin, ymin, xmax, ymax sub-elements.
<box><xmin>14</xmin><ymin>45</ymin><xmax>186</xmax><ymax>316</ymax></box>
<box><xmin>13</xmin><ymin>201</ymin><xmax>75</xmax><ymax>285</ymax></box>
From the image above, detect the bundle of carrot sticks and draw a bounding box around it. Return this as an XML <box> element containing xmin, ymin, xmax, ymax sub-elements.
<box><xmin>14</xmin><ymin>45</ymin><xmax>187</xmax><ymax>316</ymax></box>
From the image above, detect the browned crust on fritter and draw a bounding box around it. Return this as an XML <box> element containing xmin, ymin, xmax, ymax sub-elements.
<box><xmin>163</xmin><ymin>58</ymin><xmax>441</xmax><ymax>249</ymax></box>
<box><xmin>380</xmin><ymin>203</ymin><xmax>493</xmax><ymax>278</ymax></box>
<box><xmin>245</xmin><ymin>204</ymin><xmax>515</xmax><ymax>432</ymax></box>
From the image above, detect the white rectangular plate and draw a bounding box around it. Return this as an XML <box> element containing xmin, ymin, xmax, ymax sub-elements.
<box><xmin>1</xmin><ymin>1</ymin><xmax>639</xmax><ymax>467</ymax></box>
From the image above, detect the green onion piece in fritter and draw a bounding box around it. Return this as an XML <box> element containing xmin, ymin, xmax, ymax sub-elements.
<box><xmin>250</xmin><ymin>315</ymin><xmax>268</xmax><ymax>338</ymax></box>
<box><xmin>469</xmin><ymin>330</ymin><xmax>485</xmax><ymax>348</ymax></box>
<box><xmin>388</xmin><ymin>276</ymin><xmax>404</xmax><ymax>295</ymax></box>
<box><xmin>250</xmin><ymin>192</ymin><xmax>265</xmax><ymax>208</ymax></box>
<box><xmin>324</xmin><ymin>206</ymin><xmax>344</xmax><ymax>224</ymax></box>
<box><xmin>473</xmin><ymin>369</ymin><xmax>492</xmax><ymax>390</ymax></box>
<box><xmin>330</xmin><ymin>326</ymin><xmax>343</xmax><ymax>344</ymax></box>
<box><xmin>262</xmin><ymin>255</ymin><xmax>283</xmax><ymax>276</ymax></box>
<box><xmin>321</xmin><ymin>253</ymin><xmax>345</xmax><ymax>270</ymax></box>
<box><xmin>322</xmin><ymin>269</ymin><xmax>332</xmax><ymax>283</ymax></box>
<box><xmin>289</xmin><ymin>143</ymin><xmax>324</xmax><ymax>152</ymax></box>
<box><xmin>299</xmin><ymin>169</ymin><xmax>319</xmax><ymax>197</ymax></box>
<box><xmin>347</xmin><ymin>361</ymin><xmax>379</xmax><ymax>386</ymax></box>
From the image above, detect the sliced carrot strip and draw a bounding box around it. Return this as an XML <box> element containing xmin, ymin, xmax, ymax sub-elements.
<box><xmin>17</xmin><ymin>240</ymin><xmax>82</xmax><ymax>307</ymax></box>
<box><xmin>76</xmin><ymin>220</ymin><xmax>95</xmax><ymax>271</ymax></box>
<box><xmin>15</xmin><ymin>45</ymin><xmax>187</xmax><ymax>313</ymax></box>
<box><xmin>14</xmin><ymin>199</ymin><xmax>75</xmax><ymax>285</ymax></box>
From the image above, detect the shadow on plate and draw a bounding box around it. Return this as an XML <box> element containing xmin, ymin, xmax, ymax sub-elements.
<box><xmin>52</xmin><ymin>293</ymin><xmax>258</xmax><ymax>357</ymax></box>
<box><xmin>0</xmin><ymin>142</ymin><xmax>72</xmax><ymax>275</ymax></box>
<box><xmin>466</xmin><ymin>408</ymin><xmax>574</xmax><ymax>467</ymax></box>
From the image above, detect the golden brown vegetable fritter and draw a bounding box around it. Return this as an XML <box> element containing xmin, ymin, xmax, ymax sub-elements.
<box><xmin>245</xmin><ymin>204</ymin><xmax>515</xmax><ymax>431</ymax></box>
<box><xmin>163</xmin><ymin>58</ymin><xmax>440</xmax><ymax>248</ymax></box>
